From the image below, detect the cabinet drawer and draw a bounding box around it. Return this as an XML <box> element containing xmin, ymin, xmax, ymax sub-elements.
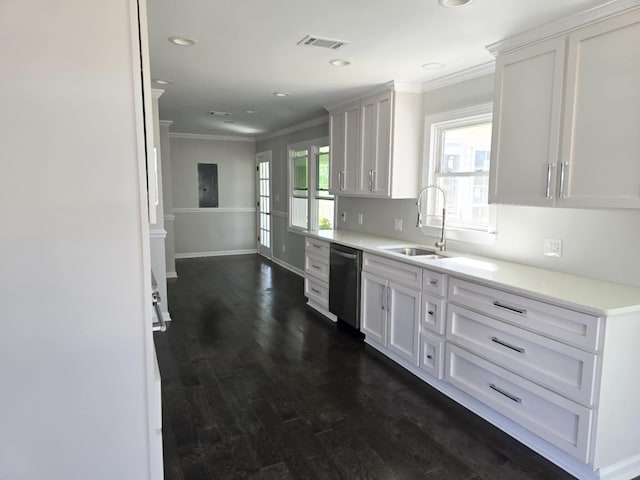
<box><xmin>305</xmin><ymin>238</ymin><xmax>330</xmax><ymax>261</ymax></box>
<box><xmin>304</xmin><ymin>253</ymin><xmax>329</xmax><ymax>282</ymax></box>
<box><xmin>419</xmin><ymin>332</ymin><xmax>444</xmax><ymax>379</ymax></box>
<box><xmin>448</xmin><ymin>278</ymin><xmax>601</xmax><ymax>351</ymax></box>
<box><xmin>445</xmin><ymin>344</ymin><xmax>592</xmax><ymax>461</ymax></box>
<box><xmin>447</xmin><ymin>305</ymin><xmax>597</xmax><ymax>406</ymax></box>
<box><xmin>421</xmin><ymin>293</ymin><xmax>446</xmax><ymax>335</ymax></box>
<box><xmin>363</xmin><ymin>253</ymin><xmax>422</xmax><ymax>289</ymax></box>
<box><xmin>422</xmin><ymin>269</ymin><xmax>447</xmax><ymax>297</ymax></box>
<box><xmin>305</xmin><ymin>276</ymin><xmax>329</xmax><ymax>309</ymax></box>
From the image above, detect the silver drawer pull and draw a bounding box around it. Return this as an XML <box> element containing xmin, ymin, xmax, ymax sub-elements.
<box><xmin>429</xmin><ymin>280</ymin><xmax>438</xmax><ymax>286</ymax></box>
<box><xmin>427</xmin><ymin>310</ymin><xmax>435</xmax><ymax>316</ymax></box>
<box><xmin>311</xmin><ymin>288</ymin><xmax>321</xmax><ymax>294</ymax></box>
<box><xmin>489</xmin><ymin>384</ymin><xmax>522</xmax><ymax>403</ymax></box>
<box><xmin>491</xmin><ymin>336</ymin><xmax>525</xmax><ymax>354</ymax></box>
<box><xmin>493</xmin><ymin>301</ymin><xmax>526</xmax><ymax>315</ymax></box>
<box><xmin>311</xmin><ymin>265</ymin><xmax>322</xmax><ymax>270</ymax></box>
<box><xmin>312</xmin><ymin>243</ymin><xmax>324</xmax><ymax>248</ymax></box>
<box><xmin>426</xmin><ymin>354</ymin><xmax>433</xmax><ymax>360</ymax></box>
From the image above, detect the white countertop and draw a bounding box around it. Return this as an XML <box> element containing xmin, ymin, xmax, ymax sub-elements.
<box><xmin>305</xmin><ymin>229</ymin><xmax>640</xmax><ymax>316</ymax></box>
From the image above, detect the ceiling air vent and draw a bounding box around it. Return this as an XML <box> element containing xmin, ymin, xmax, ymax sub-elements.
<box><xmin>208</xmin><ymin>110</ymin><xmax>232</xmax><ymax>117</ymax></box>
<box><xmin>297</xmin><ymin>35</ymin><xmax>349</xmax><ymax>50</ymax></box>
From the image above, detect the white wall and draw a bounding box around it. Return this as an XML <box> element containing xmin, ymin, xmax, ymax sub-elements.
<box><xmin>170</xmin><ymin>135</ymin><xmax>257</xmax><ymax>256</ymax></box>
<box><xmin>255</xmin><ymin>121</ymin><xmax>330</xmax><ymax>271</ymax></box>
<box><xmin>338</xmin><ymin>74</ymin><xmax>640</xmax><ymax>287</ymax></box>
<box><xmin>0</xmin><ymin>1</ymin><xmax>154</xmax><ymax>479</ymax></box>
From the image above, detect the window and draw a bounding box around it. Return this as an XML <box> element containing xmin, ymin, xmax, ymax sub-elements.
<box><xmin>288</xmin><ymin>138</ymin><xmax>334</xmax><ymax>232</ymax></box>
<box><xmin>423</xmin><ymin>104</ymin><xmax>496</xmax><ymax>242</ymax></box>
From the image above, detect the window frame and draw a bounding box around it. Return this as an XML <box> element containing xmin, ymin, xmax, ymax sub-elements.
<box><xmin>422</xmin><ymin>103</ymin><xmax>497</xmax><ymax>245</ymax></box>
<box><xmin>287</xmin><ymin>136</ymin><xmax>333</xmax><ymax>233</ymax></box>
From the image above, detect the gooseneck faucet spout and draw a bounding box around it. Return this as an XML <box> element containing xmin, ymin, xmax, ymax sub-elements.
<box><xmin>416</xmin><ymin>185</ymin><xmax>447</xmax><ymax>252</ymax></box>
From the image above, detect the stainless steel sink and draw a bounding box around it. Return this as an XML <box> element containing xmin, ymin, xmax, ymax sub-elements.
<box><xmin>382</xmin><ymin>247</ymin><xmax>446</xmax><ymax>259</ymax></box>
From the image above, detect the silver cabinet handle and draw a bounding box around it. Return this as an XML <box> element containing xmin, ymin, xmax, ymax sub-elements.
<box><xmin>312</xmin><ymin>243</ymin><xmax>323</xmax><ymax>249</ymax></box>
<box><xmin>152</xmin><ymin>299</ymin><xmax>166</xmax><ymax>332</ymax></box>
<box><xmin>387</xmin><ymin>286</ymin><xmax>392</xmax><ymax>311</ymax></box>
<box><xmin>493</xmin><ymin>301</ymin><xmax>526</xmax><ymax>315</ymax></box>
<box><xmin>341</xmin><ymin>171</ymin><xmax>346</xmax><ymax>190</ymax></box>
<box><xmin>429</xmin><ymin>279</ymin><xmax>438</xmax><ymax>286</ymax></box>
<box><xmin>371</xmin><ymin>170</ymin><xmax>376</xmax><ymax>191</ymax></box>
<box><xmin>426</xmin><ymin>354</ymin><xmax>433</xmax><ymax>360</ymax></box>
<box><xmin>368</xmin><ymin>170</ymin><xmax>373</xmax><ymax>191</ymax></box>
<box><xmin>381</xmin><ymin>287</ymin><xmax>386</xmax><ymax>311</ymax></box>
<box><xmin>545</xmin><ymin>163</ymin><xmax>554</xmax><ymax>199</ymax></box>
<box><xmin>559</xmin><ymin>162</ymin><xmax>567</xmax><ymax>199</ymax></box>
<box><xmin>490</xmin><ymin>384</ymin><xmax>522</xmax><ymax>403</ymax></box>
<box><xmin>311</xmin><ymin>287</ymin><xmax>321</xmax><ymax>294</ymax></box>
<box><xmin>311</xmin><ymin>264</ymin><xmax>322</xmax><ymax>270</ymax></box>
<box><xmin>491</xmin><ymin>336</ymin><xmax>525</xmax><ymax>354</ymax></box>
<box><xmin>427</xmin><ymin>310</ymin><xmax>435</xmax><ymax>316</ymax></box>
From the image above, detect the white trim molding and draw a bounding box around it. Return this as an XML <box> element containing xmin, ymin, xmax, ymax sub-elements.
<box><xmin>256</xmin><ymin>115</ymin><xmax>329</xmax><ymax>142</ymax></box>
<box><xmin>169</xmin><ymin>132</ymin><xmax>255</xmax><ymax>143</ymax></box>
<box><xmin>421</xmin><ymin>61</ymin><xmax>496</xmax><ymax>93</ymax></box>
<box><xmin>173</xmin><ymin>207</ymin><xmax>256</xmax><ymax>214</ymax></box>
<box><xmin>487</xmin><ymin>0</ymin><xmax>640</xmax><ymax>55</ymax></box>
<box><xmin>164</xmin><ymin>214</ymin><xmax>175</xmax><ymax>222</ymax></box>
<box><xmin>270</xmin><ymin>256</ymin><xmax>304</xmax><ymax>277</ymax></box>
<box><xmin>324</xmin><ymin>80</ymin><xmax>421</xmax><ymax>112</ymax></box>
<box><xmin>270</xmin><ymin>210</ymin><xmax>288</xmax><ymax>218</ymax></box>
<box><xmin>151</xmin><ymin>88</ymin><xmax>164</xmax><ymax>99</ymax></box>
<box><xmin>175</xmin><ymin>249</ymin><xmax>258</xmax><ymax>259</ymax></box>
<box><xmin>149</xmin><ymin>228</ymin><xmax>167</xmax><ymax>239</ymax></box>
<box><xmin>159</xmin><ymin>120</ymin><xmax>173</xmax><ymax>127</ymax></box>
<box><xmin>166</xmin><ymin>271</ymin><xmax>178</xmax><ymax>279</ymax></box>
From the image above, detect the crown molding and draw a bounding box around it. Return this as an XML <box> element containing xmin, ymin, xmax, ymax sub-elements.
<box><xmin>169</xmin><ymin>132</ymin><xmax>255</xmax><ymax>143</ymax></box>
<box><xmin>324</xmin><ymin>80</ymin><xmax>422</xmax><ymax>112</ymax></box>
<box><xmin>151</xmin><ymin>88</ymin><xmax>164</xmax><ymax>99</ymax></box>
<box><xmin>255</xmin><ymin>115</ymin><xmax>329</xmax><ymax>142</ymax></box>
<box><xmin>159</xmin><ymin>120</ymin><xmax>173</xmax><ymax>127</ymax></box>
<box><xmin>421</xmin><ymin>61</ymin><xmax>496</xmax><ymax>93</ymax></box>
<box><xmin>487</xmin><ymin>0</ymin><xmax>640</xmax><ymax>55</ymax></box>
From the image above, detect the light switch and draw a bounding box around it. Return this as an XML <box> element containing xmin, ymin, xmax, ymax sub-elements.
<box><xmin>543</xmin><ymin>238</ymin><xmax>562</xmax><ymax>257</ymax></box>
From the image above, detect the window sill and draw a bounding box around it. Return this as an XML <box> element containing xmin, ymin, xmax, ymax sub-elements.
<box><xmin>420</xmin><ymin>225</ymin><xmax>497</xmax><ymax>246</ymax></box>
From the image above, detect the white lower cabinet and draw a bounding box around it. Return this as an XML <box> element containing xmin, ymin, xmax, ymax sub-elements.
<box><xmin>303</xmin><ymin>238</ymin><xmax>332</xmax><ymax>313</ymax></box>
<box><xmin>361</xmin><ymin>271</ymin><xmax>420</xmax><ymax>365</ymax></box>
<box><xmin>419</xmin><ymin>332</ymin><xmax>444</xmax><ymax>379</ymax></box>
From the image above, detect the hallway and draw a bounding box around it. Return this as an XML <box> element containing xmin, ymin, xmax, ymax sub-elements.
<box><xmin>155</xmin><ymin>255</ymin><xmax>576</xmax><ymax>480</ymax></box>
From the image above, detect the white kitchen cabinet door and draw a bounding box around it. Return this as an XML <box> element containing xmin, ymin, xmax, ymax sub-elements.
<box><xmin>360</xmin><ymin>91</ymin><xmax>392</xmax><ymax>197</ymax></box>
<box><xmin>329</xmin><ymin>102</ymin><xmax>360</xmax><ymax>195</ymax></box>
<box><xmin>386</xmin><ymin>282</ymin><xmax>420</xmax><ymax>365</ymax></box>
<box><xmin>489</xmin><ymin>37</ymin><xmax>566</xmax><ymax>206</ymax></box>
<box><xmin>559</xmin><ymin>10</ymin><xmax>640</xmax><ymax>208</ymax></box>
<box><xmin>361</xmin><ymin>272</ymin><xmax>387</xmax><ymax>345</ymax></box>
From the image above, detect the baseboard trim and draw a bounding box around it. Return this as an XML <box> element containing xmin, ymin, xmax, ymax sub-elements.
<box><xmin>270</xmin><ymin>256</ymin><xmax>304</xmax><ymax>277</ymax></box>
<box><xmin>306</xmin><ymin>300</ymin><xmax>338</xmax><ymax>323</ymax></box>
<box><xmin>175</xmin><ymin>249</ymin><xmax>257</xmax><ymax>259</ymax></box>
<box><xmin>166</xmin><ymin>271</ymin><xmax>178</xmax><ymax>279</ymax></box>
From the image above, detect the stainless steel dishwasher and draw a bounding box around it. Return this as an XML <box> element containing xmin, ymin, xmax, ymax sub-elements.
<box><xmin>329</xmin><ymin>243</ymin><xmax>362</xmax><ymax>329</ymax></box>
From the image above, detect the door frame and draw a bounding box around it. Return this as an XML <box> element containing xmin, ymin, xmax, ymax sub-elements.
<box><xmin>256</xmin><ymin>150</ymin><xmax>272</xmax><ymax>258</ymax></box>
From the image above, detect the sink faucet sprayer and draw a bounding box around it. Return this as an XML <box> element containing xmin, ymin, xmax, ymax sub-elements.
<box><xmin>416</xmin><ymin>185</ymin><xmax>447</xmax><ymax>252</ymax></box>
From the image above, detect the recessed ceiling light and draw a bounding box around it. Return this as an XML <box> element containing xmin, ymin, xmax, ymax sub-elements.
<box><xmin>245</xmin><ymin>109</ymin><xmax>258</xmax><ymax>114</ymax></box>
<box><xmin>153</xmin><ymin>78</ymin><xmax>173</xmax><ymax>85</ymax></box>
<box><xmin>422</xmin><ymin>62</ymin><xmax>445</xmax><ymax>70</ymax></box>
<box><xmin>168</xmin><ymin>35</ymin><xmax>197</xmax><ymax>46</ymax></box>
<box><xmin>329</xmin><ymin>59</ymin><xmax>350</xmax><ymax>67</ymax></box>
<box><xmin>439</xmin><ymin>0</ymin><xmax>473</xmax><ymax>7</ymax></box>
<box><xmin>273</xmin><ymin>92</ymin><xmax>291</xmax><ymax>97</ymax></box>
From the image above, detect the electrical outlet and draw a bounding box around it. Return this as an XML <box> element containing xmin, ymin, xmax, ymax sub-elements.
<box><xmin>543</xmin><ymin>238</ymin><xmax>562</xmax><ymax>257</ymax></box>
<box><xmin>394</xmin><ymin>218</ymin><xmax>403</xmax><ymax>231</ymax></box>
<box><xmin>358</xmin><ymin>213</ymin><xmax>363</xmax><ymax>225</ymax></box>
<box><xmin>341</xmin><ymin>212</ymin><xmax>347</xmax><ymax>223</ymax></box>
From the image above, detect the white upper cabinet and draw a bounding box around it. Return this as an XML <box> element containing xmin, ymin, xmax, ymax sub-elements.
<box><xmin>329</xmin><ymin>87</ymin><xmax>421</xmax><ymax>199</ymax></box>
<box><xmin>489</xmin><ymin>7</ymin><xmax>640</xmax><ymax>209</ymax></box>
<box><xmin>329</xmin><ymin>101</ymin><xmax>360</xmax><ymax>195</ymax></box>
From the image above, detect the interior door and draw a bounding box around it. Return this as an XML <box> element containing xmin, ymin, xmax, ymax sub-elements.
<box><xmin>256</xmin><ymin>151</ymin><xmax>272</xmax><ymax>258</ymax></box>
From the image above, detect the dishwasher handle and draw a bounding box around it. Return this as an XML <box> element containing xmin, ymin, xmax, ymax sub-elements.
<box><xmin>331</xmin><ymin>249</ymin><xmax>358</xmax><ymax>260</ymax></box>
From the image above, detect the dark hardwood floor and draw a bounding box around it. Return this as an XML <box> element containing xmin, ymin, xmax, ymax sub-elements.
<box><xmin>155</xmin><ymin>254</ymin><xmax>580</xmax><ymax>480</ymax></box>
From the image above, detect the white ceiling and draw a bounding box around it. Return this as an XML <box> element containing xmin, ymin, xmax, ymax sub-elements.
<box><xmin>146</xmin><ymin>0</ymin><xmax>603</xmax><ymax>137</ymax></box>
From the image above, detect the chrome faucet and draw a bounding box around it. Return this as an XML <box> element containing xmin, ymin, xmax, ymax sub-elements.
<box><xmin>416</xmin><ymin>184</ymin><xmax>447</xmax><ymax>252</ymax></box>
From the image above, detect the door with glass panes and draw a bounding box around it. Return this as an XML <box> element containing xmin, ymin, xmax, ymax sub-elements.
<box><xmin>256</xmin><ymin>151</ymin><xmax>272</xmax><ymax>258</ymax></box>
